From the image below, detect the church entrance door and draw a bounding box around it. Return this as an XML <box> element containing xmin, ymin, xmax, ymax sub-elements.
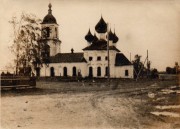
<box><xmin>50</xmin><ymin>67</ymin><xmax>55</xmax><ymax>77</ymax></box>
<box><xmin>72</xmin><ymin>67</ymin><xmax>76</xmax><ymax>76</ymax></box>
<box><xmin>63</xmin><ymin>67</ymin><xmax>67</xmax><ymax>77</ymax></box>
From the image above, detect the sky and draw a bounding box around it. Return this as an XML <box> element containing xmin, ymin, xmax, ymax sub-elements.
<box><xmin>0</xmin><ymin>0</ymin><xmax>180</xmax><ymax>71</ymax></box>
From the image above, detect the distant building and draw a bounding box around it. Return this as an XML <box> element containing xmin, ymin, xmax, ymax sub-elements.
<box><xmin>38</xmin><ymin>3</ymin><xmax>133</xmax><ymax>78</ymax></box>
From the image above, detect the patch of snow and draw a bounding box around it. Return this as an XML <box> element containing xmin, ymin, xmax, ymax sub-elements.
<box><xmin>148</xmin><ymin>92</ymin><xmax>156</xmax><ymax>99</ymax></box>
<box><xmin>176</xmin><ymin>90</ymin><xmax>180</xmax><ymax>94</ymax></box>
<box><xmin>155</xmin><ymin>105</ymin><xmax>180</xmax><ymax>110</ymax></box>
<box><xmin>155</xmin><ymin>97</ymin><xmax>165</xmax><ymax>101</ymax></box>
<box><xmin>150</xmin><ymin>83</ymin><xmax>158</xmax><ymax>87</ymax></box>
<box><xmin>151</xmin><ymin>111</ymin><xmax>180</xmax><ymax>118</ymax></box>
<box><xmin>161</xmin><ymin>89</ymin><xmax>175</xmax><ymax>94</ymax></box>
<box><xmin>169</xmin><ymin>85</ymin><xmax>180</xmax><ymax>89</ymax></box>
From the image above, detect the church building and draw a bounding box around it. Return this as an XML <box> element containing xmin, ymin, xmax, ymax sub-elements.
<box><xmin>39</xmin><ymin>3</ymin><xmax>134</xmax><ymax>78</ymax></box>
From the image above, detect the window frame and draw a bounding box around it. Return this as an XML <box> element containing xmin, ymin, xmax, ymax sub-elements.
<box><xmin>89</xmin><ymin>57</ymin><xmax>93</xmax><ymax>61</ymax></box>
<box><xmin>97</xmin><ymin>56</ymin><xmax>101</xmax><ymax>61</ymax></box>
<box><xmin>125</xmin><ymin>70</ymin><xmax>129</xmax><ymax>76</ymax></box>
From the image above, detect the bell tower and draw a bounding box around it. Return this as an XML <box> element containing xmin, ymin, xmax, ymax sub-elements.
<box><xmin>41</xmin><ymin>3</ymin><xmax>61</xmax><ymax>56</ymax></box>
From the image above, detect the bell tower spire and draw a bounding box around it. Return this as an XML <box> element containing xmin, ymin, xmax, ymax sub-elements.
<box><xmin>48</xmin><ymin>3</ymin><xmax>52</xmax><ymax>14</ymax></box>
<box><xmin>41</xmin><ymin>3</ymin><xmax>61</xmax><ymax>56</ymax></box>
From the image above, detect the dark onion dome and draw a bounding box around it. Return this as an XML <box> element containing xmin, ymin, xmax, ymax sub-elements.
<box><xmin>85</xmin><ymin>29</ymin><xmax>94</xmax><ymax>43</ymax></box>
<box><xmin>113</xmin><ymin>31</ymin><xmax>119</xmax><ymax>43</ymax></box>
<box><xmin>42</xmin><ymin>3</ymin><xmax>57</xmax><ymax>24</ymax></box>
<box><xmin>93</xmin><ymin>33</ymin><xmax>98</xmax><ymax>42</ymax></box>
<box><xmin>108</xmin><ymin>29</ymin><xmax>114</xmax><ymax>41</ymax></box>
<box><xmin>95</xmin><ymin>16</ymin><xmax>107</xmax><ymax>33</ymax></box>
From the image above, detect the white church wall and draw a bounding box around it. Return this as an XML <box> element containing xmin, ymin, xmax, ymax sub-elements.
<box><xmin>40</xmin><ymin>64</ymin><xmax>50</xmax><ymax>76</ymax></box>
<box><xmin>109</xmin><ymin>50</ymin><xmax>117</xmax><ymax>77</ymax></box>
<box><xmin>84</xmin><ymin>50</ymin><xmax>107</xmax><ymax>78</ymax></box>
<box><xmin>114</xmin><ymin>65</ymin><xmax>134</xmax><ymax>78</ymax></box>
<box><xmin>40</xmin><ymin>63</ymin><xmax>87</xmax><ymax>77</ymax></box>
<box><xmin>84</xmin><ymin>50</ymin><xmax>121</xmax><ymax>78</ymax></box>
<box><xmin>48</xmin><ymin>41</ymin><xmax>55</xmax><ymax>56</ymax></box>
<box><xmin>41</xmin><ymin>23</ymin><xmax>61</xmax><ymax>56</ymax></box>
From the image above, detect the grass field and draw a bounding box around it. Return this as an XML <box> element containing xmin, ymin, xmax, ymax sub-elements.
<box><xmin>1</xmin><ymin>79</ymin><xmax>180</xmax><ymax>129</ymax></box>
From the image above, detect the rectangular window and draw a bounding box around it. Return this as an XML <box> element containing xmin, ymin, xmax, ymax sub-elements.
<box><xmin>89</xmin><ymin>57</ymin><xmax>93</xmax><ymax>61</ymax></box>
<box><xmin>97</xmin><ymin>56</ymin><xmax>101</xmax><ymax>61</ymax></box>
<box><xmin>125</xmin><ymin>70</ymin><xmax>129</xmax><ymax>76</ymax></box>
<box><xmin>105</xmin><ymin>56</ymin><xmax>108</xmax><ymax>60</ymax></box>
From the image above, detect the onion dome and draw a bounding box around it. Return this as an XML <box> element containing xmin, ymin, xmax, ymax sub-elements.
<box><xmin>95</xmin><ymin>16</ymin><xmax>107</xmax><ymax>33</ymax></box>
<box><xmin>108</xmin><ymin>29</ymin><xmax>114</xmax><ymax>41</ymax></box>
<box><xmin>85</xmin><ymin>29</ymin><xmax>94</xmax><ymax>43</ymax></box>
<box><xmin>113</xmin><ymin>30</ymin><xmax>119</xmax><ymax>43</ymax></box>
<box><xmin>42</xmin><ymin>3</ymin><xmax>57</xmax><ymax>24</ymax></box>
<box><xmin>93</xmin><ymin>33</ymin><xmax>98</xmax><ymax>42</ymax></box>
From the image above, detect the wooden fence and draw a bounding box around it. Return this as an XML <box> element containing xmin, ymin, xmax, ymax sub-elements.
<box><xmin>1</xmin><ymin>76</ymin><xmax>36</xmax><ymax>89</ymax></box>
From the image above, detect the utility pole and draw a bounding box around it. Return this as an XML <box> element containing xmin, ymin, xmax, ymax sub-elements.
<box><xmin>107</xmin><ymin>23</ymin><xmax>110</xmax><ymax>83</ymax></box>
<box><xmin>147</xmin><ymin>50</ymin><xmax>149</xmax><ymax>78</ymax></box>
<box><xmin>147</xmin><ymin>50</ymin><xmax>148</xmax><ymax>64</ymax></box>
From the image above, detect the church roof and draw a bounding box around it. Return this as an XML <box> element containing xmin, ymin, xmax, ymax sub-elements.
<box><xmin>115</xmin><ymin>53</ymin><xmax>132</xmax><ymax>66</ymax></box>
<box><xmin>50</xmin><ymin>53</ymin><xmax>87</xmax><ymax>63</ymax></box>
<box><xmin>83</xmin><ymin>39</ymin><xmax>120</xmax><ymax>52</ymax></box>
<box><xmin>93</xmin><ymin>33</ymin><xmax>98</xmax><ymax>42</ymax></box>
<box><xmin>42</xmin><ymin>3</ymin><xmax>57</xmax><ymax>24</ymax></box>
<box><xmin>95</xmin><ymin>16</ymin><xmax>107</xmax><ymax>33</ymax></box>
<box><xmin>113</xmin><ymin>30</ymin><xmax>119</xmax><ymax>43</ymax></box>
<box><xmin>108</xmin><ymin>29</ymin><xmax>114</xmax><ymax>41</ymax></box>
<box><xmin>85</xmin><ymin>29</ymin><xmax>94</xmax><ymax>43</ymax></box>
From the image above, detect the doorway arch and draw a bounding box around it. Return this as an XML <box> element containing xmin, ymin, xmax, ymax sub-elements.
<box><xmin>50</xmin><ymin>67</ymin><xmax>55</xmax><ymax>77</ymax></box>
<box><xmin>63</xmin><ymin>67</ymin><xmax>67</xmax><ymax>77</ymax></box>
<box><xmin>97</xmin><ymin>67</ymin><xmax>101</xmax><ymax>77</ymax></box>
<box><xmin>72</xmin><ymin>67</ymin><xmax>76</xmax><ymax>76</ymax></box>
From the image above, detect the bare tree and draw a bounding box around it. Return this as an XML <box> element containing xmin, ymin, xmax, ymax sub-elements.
<box><xmin>132</xmin><ymin>54</ymin><xmax>144</xmax><ymax>78</ymax></box>
<box><xmin>9</xmin><ymin>13</ymin><xmax>42</xmax><ymax>75</ymax></box>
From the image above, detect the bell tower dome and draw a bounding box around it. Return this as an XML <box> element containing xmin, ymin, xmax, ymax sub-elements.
<box><xmin>41</xmin><ymin>3</ymin><xmax>61</xmax><ymax>56</ymax></box>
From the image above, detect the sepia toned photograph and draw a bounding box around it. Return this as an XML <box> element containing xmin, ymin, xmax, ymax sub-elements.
<box><xmin>0</xmin><ymin>0</ymin><xmax>180</xmax><ymax>129</ymax></box>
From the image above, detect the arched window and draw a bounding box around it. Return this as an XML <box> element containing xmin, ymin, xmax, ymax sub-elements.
<box><xmin>72</xmin><ymin>67</ymin><xmax>76</xmax><ymax>76</ymax></box>
<box><xmin>89</xmin><ymin>67</ymin><xmax>93</xmax><ymax>77</ymax></box>
<box><xmin>55</xmin><ymin>28</ymin><xmax>58</xmax><ymax>38</ymax></box>
<box><xmin>46</xmin><ymin>27</ymin><xmax>50</xmax><ymax>38</ymax></box>
<box><xmin>97</xmin><ymin>67</ymin><xmax>101</xmax><ymax>76</ymax></box>
<box><xmin>50</xmin><ymin>67</ymin><xmax>55</xmax><ymax>77</ymax></box>
<box><xmin>63</xmin><ymin>67</ymin><xmax>67</xmax><ymax>77</ymax></box>
<box><xmin>89</xmin><ymin>57</ymin><xmax>93</xmax><ymax>61</ymax></box>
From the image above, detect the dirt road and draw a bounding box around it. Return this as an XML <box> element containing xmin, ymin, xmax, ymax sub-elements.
<box><xmin>1</xmin><ymin>80</ymin><xmax>180</xmax><ymax>129</ymax></box>
<box><xmin>1</xmin><ymin>92</ymin><xmax>138</xmax><ymax>129</ymax></box>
